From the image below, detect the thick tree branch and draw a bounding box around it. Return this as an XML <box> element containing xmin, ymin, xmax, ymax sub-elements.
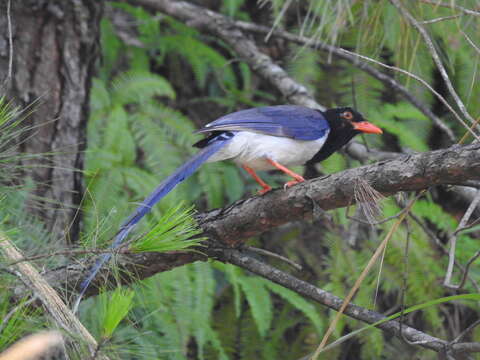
<box><xmin>16</xmin><ymin>143</ymin><xmax>480</xmax><ymax>299</ymax></box>
<box><xmin>197</xmin><ymin>143</ymin><xmax>480</xmax><ymax>245</ymax></box>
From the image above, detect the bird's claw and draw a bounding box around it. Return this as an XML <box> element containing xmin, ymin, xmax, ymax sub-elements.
<box><xmin>283</xmin><ymin>177</ymin><xmax>305</xmax><ymax>190</ymax></box>
<box><xmin>258</xmin><ymin>185</ymin><xmax>273</xmax><ymax>195</ymax></box>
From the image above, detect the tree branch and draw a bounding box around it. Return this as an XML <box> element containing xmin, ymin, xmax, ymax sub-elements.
<box><xmin>216</xmin><ymin>247</ymin><xmax>480</xmax><ymax>355</ymax></box>
<box><xmin>15</xmin><ymin>142</ymin><xmax>480</xmax><ymax>299</ymax></box>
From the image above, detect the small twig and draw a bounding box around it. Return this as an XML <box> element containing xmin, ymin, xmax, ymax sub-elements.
<box><xmin>7</xmin><ymin>248</ymin><xmax>131</xmax><ymax>266</ymax></box>
<box><xmin>455</xmin><ymin>251</ymin><xmax>480</xmax><ymax>290</ymax></box>
<box><xmin>452</xmin><ymin>319</ymin><xmax>480</xmax><ymax>344</ymax></box>
<box><xmin>419</xmin><ymin>14</ymin><xmax>461</xmax><ymax>24</ymax></box>
<box><xmin>419</xmin><ymin>0</ymin><xmax>480</xmax><ymax>17</ymax></box>
<box><xmin>454</xmin><ymin>217</ymin><xmax>480</xmax><ymax>235</ymax></box>
<box><xmin>409</xmin><ymin>213</ymin><xmax>480</xmax><ymax>292</ymax></box>
<box><xmin>399</xmin><ymin>219</ymin><xmax>415</xmax><ymax>345</ymax></box>
<box><xmin>460</xmin><ymin>30</ymin><xmax>480</xmax><ymax>56</ymax></box>
<box><xmin>444</xmin><ymin>190</ymin><xmax>480</xmax><ymax>288</ymax></box>
<box><xmin>243</xmin><ymin>245</ymin><xmax>303</xmax><ymax>271</ymax></box>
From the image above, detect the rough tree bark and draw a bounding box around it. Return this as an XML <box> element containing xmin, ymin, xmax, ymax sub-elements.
<box><xmin>0</xmin><ymin>0</ymin><xmax>102</xmax><ymax>242</ymax></box>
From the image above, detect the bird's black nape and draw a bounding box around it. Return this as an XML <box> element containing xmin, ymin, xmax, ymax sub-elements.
<box><xmin>308</xmin><ymin>107</ymin><xmax>369</xmax><ymax>164</ymax></box>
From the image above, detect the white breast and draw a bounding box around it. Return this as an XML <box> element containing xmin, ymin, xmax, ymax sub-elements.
<box><xmin>206</xmin><ymin>131</ymin><xmax>329</xmax><ymax>170</ymax></box>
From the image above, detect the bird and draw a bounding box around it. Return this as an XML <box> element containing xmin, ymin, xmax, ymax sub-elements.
<box><xmin>74</xmin><ymin>105</ymin><xmax>382</xmax><ymax>309</ymax></box>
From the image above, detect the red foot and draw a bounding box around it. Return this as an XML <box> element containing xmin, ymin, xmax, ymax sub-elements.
<box><xmin>283</xmin><ymin>177</ymin><xmax>305</xmax><ymax>190</ymax></box>
<box><xmin>258</xmin><ymin>185</ymin><xmax>273</xmax><ymax>195</ymax></box>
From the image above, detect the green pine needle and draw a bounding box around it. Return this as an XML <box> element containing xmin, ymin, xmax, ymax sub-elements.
<box><xmin>100</xmin><ymin>288</ymin><xmax>135</xmax><ymax>339</ymax></box>
<box><xmin>131</xmin><ymin>203</ymin><xmax>205</xmax><ymax>253</ymax></box>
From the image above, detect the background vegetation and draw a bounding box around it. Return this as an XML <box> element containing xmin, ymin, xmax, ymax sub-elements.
<box><xmin>1</xmin><ymin>1</ymin><xmax>479</xmax><ymax>359</ymax></box>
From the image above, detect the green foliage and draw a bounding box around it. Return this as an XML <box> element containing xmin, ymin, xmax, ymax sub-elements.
<box><xmin>100</xmin><ymin>288</ymin><xmax>135</xmax><ymax>339</ymax></box>
<box><xmin>264</xmin><ymin>281</ymin><xmax>324</xmax><ymax>334</ymax></box>
<box><xmin>0</xmin><ymin>291</ymin><xmax>41</xmax><ymax>350</ymax></box>
<box><xmin>0</xmin><ymin>102</ymin><xmax>50</xmax><ymax>351</ymax></box>
<box><xmin>237</xmin><ymin>276</ymin><xmax>273</xmax><ymax>337</ymax></box>
<box><xmin>370</xmin><ymin>103</ymin><xmax>430</xmax><ymax>151</ymax></box>
<box><xmin>131</xmin><ymin>204</ymin><xmax>205</xmax><ymax>253</ymax></box>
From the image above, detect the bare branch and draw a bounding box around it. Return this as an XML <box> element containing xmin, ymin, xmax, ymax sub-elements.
<box><xmin>127</xmin><ymin>0</ymin><xmax>320</xmax><ymax>110</ymax></box>
<box><xmin>419</xmin><ymin>14</ymin><xmax>461</xmax><ymax>24</ymax></box>
<box><xmin>444</xmin><ymin>190</ymin><xmax>480</xmax><ymax>288</ymax></box>
<box><xmin>216</xmin><ymin>247</ymin><xmax>480</xmax><ymax>355</ymax></box>
<box><xmin>419</xmin><ymin>0</ymin><xmax>480</xmax><ymax>17</ymax></box>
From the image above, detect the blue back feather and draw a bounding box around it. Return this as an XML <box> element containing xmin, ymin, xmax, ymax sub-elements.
<box><xmin>197</xmin><ymin>105</ymin><xmax>329</xmax><ymax>140</ymax></box>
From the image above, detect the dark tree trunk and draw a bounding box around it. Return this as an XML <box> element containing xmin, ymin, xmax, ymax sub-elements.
<box><xmin>0</xmin><ymin>0</ymin><xmax>102</xmax><ymax>242</ymax></box>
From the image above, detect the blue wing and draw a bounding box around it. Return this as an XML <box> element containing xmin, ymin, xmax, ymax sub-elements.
<box><xmin>197</xmin><ymin>105</ymin><xmax>329</xmax><ymax>141</ymax></box>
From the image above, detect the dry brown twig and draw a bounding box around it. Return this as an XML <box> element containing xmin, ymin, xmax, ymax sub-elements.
<box><xmin>419</xmin><ymin>14</ymin><xmax>461</xmax><ymax>24</ymax></box>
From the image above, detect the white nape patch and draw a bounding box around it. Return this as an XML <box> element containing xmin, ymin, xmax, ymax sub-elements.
<box><xmin>207</xmin><ymin>130</ymin><xmax>329</xmax><ymax>170</ymax></box>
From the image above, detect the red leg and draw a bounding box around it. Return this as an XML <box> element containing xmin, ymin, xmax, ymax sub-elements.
<box><xmin>265</xmin><ymin>158</ymin><xmax>305</xmax><ymax>189</ymax></box>
<box><xmin>242</xmin><ymin>164</ymin><xmax>272</xmax><ymax>195</ymax></box>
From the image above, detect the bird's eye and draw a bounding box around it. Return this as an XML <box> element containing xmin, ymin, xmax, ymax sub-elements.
<box><xmin>341</xmin><ymin>111</ymin><xmax>353</xmax><ymax>120</ymax></box>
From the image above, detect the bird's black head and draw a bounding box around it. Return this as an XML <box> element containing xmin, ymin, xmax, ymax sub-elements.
<box><xmin>324</xmin><ymin>107</ymin><xmax>382</xmax><ymax>135</ymax></box>
<box><xmin>308</xmin><ymin>107</ymin><xmax>382</xmax><ymax>164</ymax></box>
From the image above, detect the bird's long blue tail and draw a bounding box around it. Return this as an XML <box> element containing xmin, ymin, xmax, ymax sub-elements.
<box><xmin>73</xmin><ymin>135</ymin><xmax>232</xmax><ymax>311</ymax></box>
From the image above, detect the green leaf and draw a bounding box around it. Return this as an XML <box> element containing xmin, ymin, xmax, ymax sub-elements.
<box><xmin>112</xmin><ymin>70</ymin><xmax>176</xmax><ymax>105</ymax></box>
<box><xmin>193</xmin><ymin>262</ymin><xmax>216</xmax><ymax>359</ymax></box>
<box><xmin>100</xmin><ymin>288</ymin><xmax>135</xmax><ymax>339</ymax></box>
<box><xmin>103</xmin><ymin>105</ymin><xmax>136</xmax><ymax>165</ymax></box>
<box><xmin>265</xmin><ymin>281</ymin><xmax>324</xmax><ymax>334</ymax></box>
<box><xmin>238</xmin><ymin>277</ymin><xmax>273</xmax><ymax>337</ymax></box>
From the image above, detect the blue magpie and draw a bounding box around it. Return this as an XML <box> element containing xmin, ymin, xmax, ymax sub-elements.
<box><xmin>75</xmin><ymin>105</ymin><xmax>382</xmax><ymax>308</ymax></box>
